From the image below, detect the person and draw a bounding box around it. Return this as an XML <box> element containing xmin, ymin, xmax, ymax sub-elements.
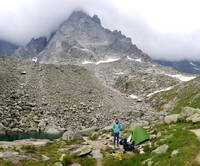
<box><xmin>112</xmin><ymin>119</ymin><xmax>121</xmax><ymax>148</ymax></box>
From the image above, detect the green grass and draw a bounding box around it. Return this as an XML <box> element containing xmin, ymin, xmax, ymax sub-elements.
<box><xmin>114</xmin><ymin>72</ymin><xmax>178</xmax><ymax>95</ymax></box>
<box><xmin>102</xmin><ymin>122</ymin><xmax>200</xmax><ymax>166</ymax></box>
<box><xmin>62</xmin><ymin>155</ymin><xmax>96</xmax><ymax>166</ymax></box>
<box><xmin>147</xmin><ymin>78</ymin><xmax>200</xmax><ymax>114</ymax></box>
<box><xmin>1</xmin><ymin>122</ymin><xmax>200</xmax><ymax>166</ymax></box>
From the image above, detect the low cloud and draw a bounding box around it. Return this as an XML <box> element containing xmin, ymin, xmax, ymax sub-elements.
<box><xmin>0</xmin><ymin>0</ymin><xmax>200</xmax><ymax>60</ymax></box>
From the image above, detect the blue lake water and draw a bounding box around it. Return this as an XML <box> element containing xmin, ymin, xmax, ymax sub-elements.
<box><xmin>0</xmin><ymin>132</ymin><xmax>63</xmax><ymax>141</ymax></box>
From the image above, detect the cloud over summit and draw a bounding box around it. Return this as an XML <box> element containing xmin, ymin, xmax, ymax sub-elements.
<box><xmin>0</xmin><ymin>0</ymin><xmax>200</xmax><ymax>60</ymax></box>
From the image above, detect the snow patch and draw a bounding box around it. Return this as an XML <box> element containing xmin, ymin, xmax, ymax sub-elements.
<box><xmin>127</xmin><ymin>56</ymin><xmax>142</xmax><ymax>62</ymax></box>
<box><xmin>166</xmin><ymin>74</ymin><xmax>196</xmax><ymax>82</ymax></box>
<box><xmin>129</xmin><ymin>94</ymin><xmax>138</xmax><ymax>99</ymax></box>
<box><xmin>190</xmin><ymin>62</ymin><xmax>197</xmax><ymax>67</ymax></box>
<box><xmin>82</xmin><ymin>57</ymin><xmax>120</xmax><ymax>65</ymax></box>
<box><xmin>32</xmin><ymin>57</ymin><xmax>38</xmax><ymax>62</ymax></box>
<box><xmin>82</xmin><ymin>60</ymin><xmax>93</xmax><ymax>65</ymax></box>
<box><xmin>147</xmin><ymin>87</ymin><xmax>173</xmax><ymax>97</ymax></box>
<box><xmin>95</xmin><ymin>58</ymin><xmax>120</xmax><ymax>65</ymax></box>
<box><xmin>115</xmin><ymin>72</ymin><xmax>124</xmax><ymax>75</ymax></box>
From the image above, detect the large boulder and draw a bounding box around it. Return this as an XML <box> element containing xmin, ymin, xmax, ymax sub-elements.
<box><xmin>152</xmin><ymin>144</ymin><xmax>168</xmax><ymax>154</ymax></box>
<box><xmin>45</xmin><ymin>125</ymin><xmax>60</xmax><ymax>134</ymax></box>
<box><xmin>62</xmin><ymin>127</ymin><xmax>97</xmax><ymax>141</ymax></box>
<box><xmin>77</xmin><ymin>127</ymin><xmax>97</xmax><ymax>136</ymax></box>
<box><xmin>0</xmin><ymin>151</ymin><xmax>32</xmax><ymax>163</ymax></box>
<box><xmin>181</xmin><ymin>107</ymin><xmax>200</xmax><ymax>118</ymax></box>
<box><xmin>0</xmin><ymin>123</ymin><xmax>7</xmax><ymax>134</ymax></box>
<box><xmin>164</xmin><ymin>114</ymin><xmax>181</xmax><ymax>124</ymax></box>
<box><xmin>181</xmin><ymin>107</ymin><xmax>200</xmax><ymax>123</ymax></box>
<box><xmin>71</xmin><ymin>146</ymin><xmax>92</xmax><ymax>157</ymax></box>
<box><xmin>62</xmin><ymin>130</ymin><xmax>82</xmax><ymax>141</ymax></box>
<box><xmin>91</xmin><ymin>149</ymin><xmax>103</xmax><ymax>158</ymax></box>
<box><xmin>187</xmin><ymin>113</ymin><xmax>200</xmax><ymax>123</ymax></box>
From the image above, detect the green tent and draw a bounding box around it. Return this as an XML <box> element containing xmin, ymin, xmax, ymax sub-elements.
<box><xmin>126</xmin><ymin>125</ymin><xmax>149</xmax><ymax>145</ymax></box>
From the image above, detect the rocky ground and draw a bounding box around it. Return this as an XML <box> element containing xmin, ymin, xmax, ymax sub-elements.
<box><xmin>0</xmin><ymin>56</ymin><xmax>161</xmax><ymax>134</ymax></box>
<box><xmin>1</xmin><ymin>116</ymin><xmax>200</xmax><ymax>166</ymax></box>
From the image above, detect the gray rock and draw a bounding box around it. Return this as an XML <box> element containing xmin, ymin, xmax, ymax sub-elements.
<box><xmin>62</xmin><ymin>127</ymin><xmax>97</xmax><ymax>141</ymax></box>
<box><xmin>187</xmin><ymin>113</ymin><xmax>200</xmax><ymax>123</ymax></box>
<box><xmin>41</xmin><ymin>155</ymin><xmax>50</xmax><ymax>161</ymax></box>
<box><xmin>62</xmin><ymin>130</ymin><xmax>82</xmax><ymax>141</ymax></box>
<box><xmin>0</xmin><ymin>151</ymin><xmax>32</xmax><ymax>163</ymax></box>
<box><xmin>0</xmin><ymin>123</ymin><xmax>7</xmax><ymax>134</ymax></box>
<box><xmin>179</xmin><ymin>107</ymin><xmax>200</xmax><ymax>123</ymax></box>
<box><xmin>91</xmin><ymin>149</ymin><xmax>103</xmax><ymax>158</ymax></box>
<box><xmin>181</xmin><ymin>107</ymin><xmax>200</xmax><ymax>118</ymax></box>
<box><xmin>164</xmin><ymin>114</ymin><xmax>181</xmax><ymax>124</ymax></box>
<box><xmin>55</xmin><ymin>162</ymin><xmax>63</xmax><ymax>166</ymax></box>
<box><xmin>171</xmin><ymin>149</ymin><xmax>179</xmax><ymax>157</ymax></box>
<box><xmin>152</xmin><ymin>144</ymin><xmax>169</xmax><ymax>154</ymax></box>
<box><xmin>78</xmin><ymin>127</ymin><xmax>97</xmax><ymax>136</ymax></box>
<box><xmin>71</xmin><ymin>146</ymin><xmax>92</xmax><ymax>157</ymax></box>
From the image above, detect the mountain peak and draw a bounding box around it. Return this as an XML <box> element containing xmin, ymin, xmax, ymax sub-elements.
<box><xmin>68</xmin><ymin>10</ymin><xmax>101</xmax><ymax>25</ymax></box>
<box><xmin>68</xmin><ymin>10</ymin><xmax>90</xmax><ymax>20</ymax></box>
<box><xmin>92</xmin><ymin>14</ymin><xmax>101</xmax><ymax>25</ymax></box>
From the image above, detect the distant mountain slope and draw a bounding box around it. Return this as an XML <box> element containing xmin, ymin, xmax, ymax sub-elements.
<box><xmin>39</xmin><ymin>11</ymin><xmax>150</xmax><ymax>64</ymax></box>
<box><xmin>0</xmin><ymin>40</ymin><xmax>18</xmax><ymax>56</ymax></box>
<box><xmin>155</xmin><ymin>59</ymin><xmax>200</xmax><ymax>74</ymax></box>
<box><xmin>13</xmin><ymin>37</ymin><xmax>48</xmax><ymax>59</ymax></box>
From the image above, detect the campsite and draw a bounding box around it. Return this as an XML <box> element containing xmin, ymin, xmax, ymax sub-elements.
<box><xmin>1</xmin><ymin>119</ymin><xmax>200</xmax><ymax>166</ymax></box>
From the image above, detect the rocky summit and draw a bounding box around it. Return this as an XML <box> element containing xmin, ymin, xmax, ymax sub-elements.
<box><xmin>13</xmin><ymin>37</ymin><xmax>48</xmax><ymax>59</ymax></box>
<box><xmin>38</xmin><ymin>11</ymin><xmax>149</xmax><ymax>64</ymax></box>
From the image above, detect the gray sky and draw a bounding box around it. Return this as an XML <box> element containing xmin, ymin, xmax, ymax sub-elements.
<box><xmin>0</xmin><ymin>0</ymin><xmax>200</xmax><ymax>60</ymax></box>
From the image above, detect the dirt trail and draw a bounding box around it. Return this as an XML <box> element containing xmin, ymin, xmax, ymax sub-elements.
<box><xmin>190</xmin><ymin>129</ymin><xmax>200</xmax><ymax>164</ymax></box>
<box><xmin>96</xmin><ymin>159</ymin><xmax>102</xmax><ymax>166</ymax></box>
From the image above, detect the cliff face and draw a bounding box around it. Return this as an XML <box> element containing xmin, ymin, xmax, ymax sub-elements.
<box><xmin>13</xmin><ymin>37</ymin><xmax>48</xmax><ymax>59</ymax></box>
<box><xmin>39</xmin><ymin>11</ymin><xmax>150</xmax><ymax>64</ymax></box>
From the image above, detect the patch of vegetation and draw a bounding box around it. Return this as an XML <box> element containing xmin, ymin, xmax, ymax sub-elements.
<box><xmin>21</xmin><ymin>145</ymin><xmax>37</xmax><ymax>153</ymax></box>
<box><xmin>0</xmin><ymin>139</ymin><xmax>83</xmax><ymax>166</ymax></box>
<box><xmin>59</xmin><ymin>138</ymin><xmax>84</xmax><ymax>145</ymax></box>
<box><xmin>62</xmin><ymin>155</ymin><xmax>96</xmax><ymax>166</ymax></box>
<box><xmin>114</xmin><ymin>72</ymin><xmax>178</xmax><ymax>96</ymax></box>
<box><xmin>102</xmin><ymin>122</ymin><xmax>200</xmax><ymax>166</ymax></box>
<box><xmin>148</xmin><ymin>77</ymin><xmax>200</xmax><ymax>114</ymax></box>
<box><xmin>89</xmin><ymin>133</ymin><xmax>99</xmax><ymax>141</ymax></box>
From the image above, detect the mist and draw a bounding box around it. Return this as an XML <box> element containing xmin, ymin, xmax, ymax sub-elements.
<box><xmin>0</xmin><ymin>0</ymin><xmax>200</xmax><ymax>61</ymax></box>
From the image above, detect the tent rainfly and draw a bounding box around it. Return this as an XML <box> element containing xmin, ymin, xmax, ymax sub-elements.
<box><xmin>126</xmin><ymin>125</ymin><xmax>149</xmax><ymax>145</ymax></box>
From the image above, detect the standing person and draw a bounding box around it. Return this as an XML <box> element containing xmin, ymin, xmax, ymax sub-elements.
<box><xmin>112</xmin><ymin>119</ymin><xmax>121</xmax><ymax>148</ymax></box>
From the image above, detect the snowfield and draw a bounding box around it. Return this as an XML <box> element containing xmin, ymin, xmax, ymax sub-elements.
<box><xmin>95</xmin><ymin>58</ymin><xmax>120</xmax><ymax>65</ymax></box>
<box><xmin>129</xmin><ymin>94</ymin><xmax>139</xmax><ymax>99</ymax></box>
<box><xmin>32</xmin><ymin>57</ymin><xmax>38</xmax><ymax>62</ymax></box>
<box><xmin>82</xmin><ymin>58</ymin><xmax>120</xmax><ymax>65</ymax></box>
<box><xmin>115</xmin><ymin>72</ymin><xmax>125</xmax><ymax>75</ymax></box>
<box><xmin>82</xmin><ymin>60</ymin><xmax>93</xmax><ymax>65</ymax></box>
<box><xmin>127</xmin><ymin>56</ymin><xmax>142</xmax><ymax>62</ymax></box>
<box><xmin>147</xmin><ymin>86</ymin><xmax>173</xmax><ymax>97</ymax></box>
<box><xmin>165</xmin><ymin>74</ymin><xmax>196</xmax><ymax>82</ymax></box>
